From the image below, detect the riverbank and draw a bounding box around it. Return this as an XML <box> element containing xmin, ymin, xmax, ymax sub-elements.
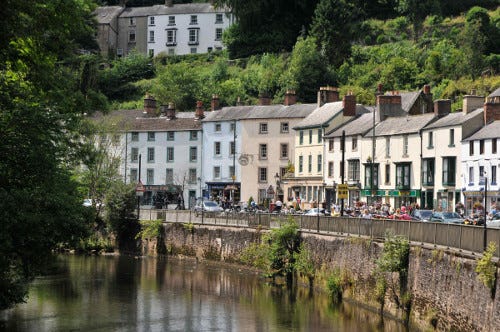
<box><xmin>138</xmin><ymin>221</ymin><xmax>500</xmax><ymax>331</ymax></box>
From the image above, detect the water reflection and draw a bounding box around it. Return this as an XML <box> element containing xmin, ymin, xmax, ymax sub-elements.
<box><xmin>0</xmin><ymin>255</ymin><xmax>407</xmax><ymax>331</ymax></box>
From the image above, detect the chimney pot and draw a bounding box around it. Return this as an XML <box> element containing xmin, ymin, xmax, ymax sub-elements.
<box><xmin>423</xmin><ymin>84</ymin><xmax>431</xmax><ymax>95</ymax></box>
<box><xmin>284</xmin><ymin>90</ymin><xmax>297</xmax><ymax>106</ymax></box>
<box><xmin>211</xmin><ymin>94</ymin><xmax>221</xmax><ymax>111</ymax></box>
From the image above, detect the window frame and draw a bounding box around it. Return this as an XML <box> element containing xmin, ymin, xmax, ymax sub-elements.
<box><xmin>166</xmin><ymin>147</ymin><xmax>174</xmax><ymax>162</ymax></box>
<box><xmin>422</xmin><ymin>158</ymin><xmax>434</xmax><ymax>186</ymax></box>
<box><xmin>395</xmin><ymin>163</ymin><xmax>411</xmax><ymax>189</ymax></box>
<box><xmin>259</xmin><ymin>144</ymin><xmax>268</xmax><ymax>159</ymax></box>
<box><xmin>259</xmin><ymin>123</ymin><xmax>268</xmax><ymax>134</ymax></box>
<box><xmin>147</xmin><ymin>147</ymin><xmax>155</xmax><ymax>163</ymax></box>
<box><xmin>189</xmin><ymin>146</ymin><xmax>197</xmax><ymax>162</ymax></box>
<box><xmin>167</xmin><ymin>131</ymin><xmax>175</xmax><ymax>141</ymax></box>
<box><xmin>146</xmin><ymin>169</ymin><xmax>154</xmax><ymax>185</ymax></box>
<box><xmin>258</xmin><ymin>167</ymin><xmax>267</xmax><ymax>182</ymax></box>
<box><xmin>364</xmin><ymin>164</ymin><xmax>379</xmax><ymax>189</ymax></box>
<box><xmin>442</xmin><ymin>156</ymin><xmax>456</xmax><ymax>186</ymax></box>
<box><xmin>147</xmin><ymin>131</ymin><xmax>155</xmax><ymax>141</ymax></box>
<box><xmin>214</xmin><ymin>142</ymin><xmax>221</xmax><ymax>156</ymax></box>
<box><xmin>280</xmin><ymin>122</ymin><xmax>289</xmax><ymax>133</ymax></box>
<box><xmin>280</xmin><ymin>143</ymin><xmax>288</xmax><ymax>159</ymax></box>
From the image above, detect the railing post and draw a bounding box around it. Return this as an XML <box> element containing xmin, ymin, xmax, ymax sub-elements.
<box><xmin>434</xmin><ymin>223</ymin><xmax>437</xmax><ymax>247</ymax></box>
<box><xmin>408</xmin><ymin>219</ymin><xmax>411</xmax><ymax>242</ymax></box>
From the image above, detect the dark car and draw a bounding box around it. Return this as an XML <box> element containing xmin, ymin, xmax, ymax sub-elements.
<box><xmin>410</xmin><ymin>209</ymin><xmax>433</xmax><ymax>221</ymax></box>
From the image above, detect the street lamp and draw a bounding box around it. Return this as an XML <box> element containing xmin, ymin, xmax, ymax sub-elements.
<box><xmin>483</xmin><ymin>171</ymin><xmax>488</xmax><ymax>250</ymax></box>
<box><xmin>198</xmin><ymin>176</ymin><xmax>204</xmax><ymax>224</ymax></box>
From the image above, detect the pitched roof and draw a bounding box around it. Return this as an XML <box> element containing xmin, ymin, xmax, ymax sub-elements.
<box><xmin>424</xmin><ymin>108</ymin><xmax>483</xmax><ymax>130</ymax></box>
<box><xmin>94</xmin><ymin>6</ymin><xmax>124</xmax><ymax>24</ymax></box>
<box><xmin>401</xmin><ymin>91</ymin><xmax>420</xmax><ymax>112</ymax></box>
<box><xmin>463</xmin><ymin>120</ymin><xmax>500</xmax><ymax>141</ymax></box>
<box><xmin>327</xmin><ymin>112</ymin><xmax>376</xmax><ymax>137</ymax></box>
<box><xmin>293</xmin><ymin>102</ymin><xmax>370</xmax><ymax>129</ymax></box>
<box><xmin>120</xmin><ymin>3</ymin><xmax>229</xmax><ymax>17</ymax></box>
<box><xmin>488</xmin><ymin>87</ymin><xmax>500</xmax><ymax>98</ymax></box>
<box><xmin>366</xmin><ymin>113</ymin><xmax>436</xmax><ymax>137</ymax></box>
<box><xmin>91</xmin><ymin>109</ymin><xmax>202</xmax><ymax>132</ymax></box>
<box><xmin>202</xmin><ymin>104</ymin><xmax>316</xmax><ymax>122</ymax></box>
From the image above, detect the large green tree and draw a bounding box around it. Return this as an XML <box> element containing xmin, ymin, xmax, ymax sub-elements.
<box><xmin>0</xmin><ymin>0</ymin><xmax>99</xmax><ymax>309</ymax></box>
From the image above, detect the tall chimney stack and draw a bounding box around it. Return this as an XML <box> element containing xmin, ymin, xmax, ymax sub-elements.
<box><xmin>484</xmin><ymin>94</ymin><xmax>500</xmax><ymax>124</ymax></box>
<box><xmin>211</xmin><ymin>94</ymin><xmax>221</xmax><ymax>111</ymax></box>
<box><xmin>166</xmin><ymin>102</ymin><xmax>176</xmax><ymax>120</ymax></box>
<box><xmin>317</xmin><ymin>86</ymin><xmax>339</xmax><ymax>108</ymax></box>
<box><xmin>463</xmin><ymin>94</ymin><xmax>484</xmax><ymax>114</ymax></box>
<box><xmin>258</xmin><ymin>92</ymin><xmax>271</xmax><ymax>106</ymax></box>
<box><xmin>284</xmin><ymin>90</ymin><xmax>297</xmax><ymax>106</ymax></box>
<box><xmin>342</xmin><ymin>93</ymin><xmax>356</xmax><ymax>116</ymax></box>
<box><xmin>376</xmin><ymin>93</ymin><xmax>403</xmax><ymax>122</ymax></box>
<box><xmin>143</xmin><ymin>93</ymin><xmax>157</xmax><ymax>117</ymax></box>
<box><xmin>195</xmin><ymin>101</ymin><xmax>205</xmax><ymax>120</ymax></box>
<box><xmin>434</xmin><ymin>99</ymin><xmax>451</xmax><ymax>117</ymax></box>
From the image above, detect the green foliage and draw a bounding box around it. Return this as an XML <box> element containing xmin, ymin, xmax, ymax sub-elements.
<box><xmin>375</xmin><ymin>275</ymin><xmax>387</xmax><ymax>305</ymax></box>
<box><xmin>326</xmin><ymin>269</ymin><xmax>343</xmax><ymax>302</ymax></box>
<box><xmin>376</xmin><ymin>234</ymin><xmax>410</xmax><ymax>274</ymax></box>
<box><xmin>105</xmin><ymin>182</ymin><xmax>138</xmax><ymax>236</ymax></box>
<box><xmin>136</xmin><ymin>219</ymin><xmax>163</xmax><ymax>240</ymax></box>
<box><xmin>475</xmin><ymin>242</ymin><xmax>497</xmax><ymax>294</ymax></box>
<box><xmin>293</xmin><ymin>243</ymin><xmax>316</xmax><ymax>287</ymax></box>
<box><xmin>183</xmin><ymin>222</ymin><xmax>195</xmax><ymax>233</ymax></box>
<box><xmin>76</xmin><ymin>235</ymin><xmax>114</xmax><ymax>253</ymax></box>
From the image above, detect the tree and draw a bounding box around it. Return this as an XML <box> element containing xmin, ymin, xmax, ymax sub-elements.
<box><xmin>0</xmin><ymin>0</ymin><xmax>98</xmax><ymax>309</ymax></box>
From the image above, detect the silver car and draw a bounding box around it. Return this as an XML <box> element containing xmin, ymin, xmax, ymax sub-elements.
<box><xmin>193</xmin><ymin>200</ymin><xmax>224</xmax><ymax>216</ymax></box>
<box><xmin>430</xmin><ymin>211</ymin><xmax>464</xmax><ymax>224</ymax></box>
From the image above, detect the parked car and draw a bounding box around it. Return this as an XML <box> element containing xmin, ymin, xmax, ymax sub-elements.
<box><xmin>486</xmin><ymin>213</ymin><xmax>500</xmax><ymax>228</ymax></box>
<box><xmin>304</xmin><ymin>208</ymin><xmax>327</xmax><ymax>216</ymax></box>
<box><xmin>410</xmin><ymin>209</ymin><xmax>433</xmax><ymax>221</ymax></box>
<box><xmin>429</xmin><ymin>211</ymin><xmax>464</xmax><ymax>224</ymax></box>
<box><xmin>193</xmin><ymin>200</ymin><xmax>224</xmax><ymax>216</ymax></box>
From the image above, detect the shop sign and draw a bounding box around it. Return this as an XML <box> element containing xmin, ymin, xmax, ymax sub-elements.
<box><xmin>337</xmin><ymin>184</ymin><xmax>348</xmax><ymax>199</ymax></box>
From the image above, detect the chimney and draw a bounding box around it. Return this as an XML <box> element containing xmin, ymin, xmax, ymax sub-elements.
<box><xmin>376</xmin><ymin>93</ymin><xmax>403</xmax><ymax>122</ymax></box>
<box><xmin>143</xmin><ymin>93</ymin><xmax>157</xmax><ymax>117</ymax></box>
<box><xmin>423</xmin><ymin>84</ymin><xmax>431</xmax><ymax>95</ymax></box>
<box><xmin>317</xmin><ymin>86</ymin><xmax>339</xmax><ymax>107</ymax></box>
<box><xmin>195</xmin><ymin>100</ymin><xmax>205</xmax><ymax>120</ymax></box>
<box><xmin>166</xmin><ymin>102</ymin><xmax>176</xmax><ymax>120</ymax></box>
<box><xmin>434</xmin><ymin>99</ymin><xmax>451</xmax><ymax>117</ymax></box>
<box><xmin>165</xmin><ymin>0</ymin><xmax>173</xmax><ymax>7</ymax></box>
<box><xmin>463</xmin><ymin>94</ymin><xmax>484</xmax><ymax>114</ymax></box>
<box><xmin>258</xmin><ymin>92</ymin><xmax>271</xmax><ymax>106</ymax></box>
<box><xmin>422</xmin><ymin>84</ymin><xmax>433</xmax><ymax>114</ymax></box>
<box><xmin>375</xmin><ymin>83</ymin><xmax>383</xmax><ymax>97</ymax></box>
<box><xmin>211</xmin><ymin>94</ymin><xmax>221</xmax><ymax>111</ymax></box>
<box><xmin>284</xmin><ymin>90</ymin><xmax>297</xmax><ymax>106</ymax></box>
<box><xmin>342</xmin><ymin>93</ymin><xmax>356</xmax><ymax>116</ymax></box>
<box><xmin>484</xmin><ymin>95</ymin><xmax>500</xmax><ymax>124</ymax></box>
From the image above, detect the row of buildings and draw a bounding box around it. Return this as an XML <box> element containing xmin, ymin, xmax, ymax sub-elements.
<box><xmin>95</xmin><ymin>85</ymin><xmax>500</xmax><ymax>214</ymax></box>
<box><xmin>95</xmin><ymin>1</ymin><xmax>233</xmax><ymax>58</ymax></box>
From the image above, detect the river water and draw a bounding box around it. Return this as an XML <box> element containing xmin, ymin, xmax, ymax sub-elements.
<box><xmin>0</xmin><ymin>255</ymin><xmax>408</xmax><ymax>331</ymax></box>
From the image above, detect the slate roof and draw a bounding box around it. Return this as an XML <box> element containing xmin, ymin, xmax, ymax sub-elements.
<box><xmin>401</xmin><ymin>91</ymin><xmax>420</xmax><ymax>112</ymax></box>
<box><xmin>489</xmin><ymin>87</ymin><xmax>500</xmax><ymax>98</ymax></box>
<box><xmin>91</xmin><ymin>109</ymin><xmax>201</xmax><ymax>132</ymax></box>
<box><xmin>327</xmin><ymin>112</ymin><xmax>377</xmax><ymax>137</ymax></box>
<box><xmin>293</xmin><ymin>102</ymin><xmax>370</xmax><ymax>129</ymax></box>
<box><xmin>366</xmin><ymin>113</ymin><xmax>436</xmax><ymax>137</ymax></box>
<box><xmin>462</xmin><ymin>120</ymin><xmax>500</xmax><ymax>141</ymax></box>
<box><xmin>120</xmin><ymin>3</ymin><xmax>229</xmax><ymax>17</ymax></box>
<box><xmin>423</xmin><ymin>108</ymin><xmax>483</xmax><ymax>130</ymax></box>
<box><xmin>94</xmin><ymin>6</ymin><xmax>124</xmax><ymax>24</ymax></box>
<box><xmin>202</xmin><ymin>104</ymin><xmax>317</xmax><ymax>122</ymax></box>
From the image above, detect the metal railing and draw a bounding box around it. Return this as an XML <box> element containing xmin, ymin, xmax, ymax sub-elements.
<box><xmin>141</xmin><ymin>209</ymin><xmax>500</xmax><ymax>257</ymax></box>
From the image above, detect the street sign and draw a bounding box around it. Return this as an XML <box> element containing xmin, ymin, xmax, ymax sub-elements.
<box><xmin>136</xmin><ymin>180</ymin><xmax>145</xmax><ymax>197</ymax></box>
<box><xmin>337</xmin><ymin>184</ymin><xmax>348</xmax><ymax>199</ymax></box>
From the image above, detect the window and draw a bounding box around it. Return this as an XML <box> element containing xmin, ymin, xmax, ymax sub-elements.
<box><xmin>309</xmin><ymin>130</ymin><xmax>313</xmax><ymax>144</ymax></box>
<box><xmin>215</xmin><ymin>123</ymin><xmax>221</xmax><ymax>132</ymax></box>
<box><xmin>190</xmin><ymin>48</ymin><xmax>197</xmax><ymax>54</ymax></box>
<box><xmin>129</xmin><ymin>17</ymin><xmax>136</xmax><ymax>26</ymax></box>
<box><xmin>146</xmin><ymin>169</ymin><xmax>154</xmax><ymax>184</ymax></box>
<box><xmin>130</xmin><ymin>169</ymin><xmax>138</xmax><ymax>183</ymax></box>
<box><xmin>148</xmin><ymin>131</ymin><xmax>155</xmax><ymax>141</ymax></box>
<box><xmin>317</xmin><ymin>154</ymin><xmax>322</xmax><ymax>172</ymax></box>
<box><xmin>149</xmin><ymin>17</ymin><xmax>155</xmax><ymax>25</ymax></box>
<box><xmin>131</xmin><ymin>132</ymin><xmax>139</xmax><ymax>141</ymax></box>
<box><xmin>348</xmin><ymin>160</ymin><xmax>360</xmax><ymax>182</ymax></box>
<box><xmin>442</xmin><ymin>157</ymin><xmax>456</xmax><ymax>186</ymax></box>
<box><xmin>190</xmin><ymin>15</ymin><xmax>198</xmax><ymax>25</ymax></box>
<box><xmin>230</xmin><ymin>141</ymin><xmax>235</xmax><ymax>155</ymax></box>
<box><xmin>280</xmin><ymin>143</ymin><xmax>288</xmax><ymax>159</ymax></box>
<box><xmin>259</xmin><ymin>144</ymin><xmax>267</xmax><ymax>159</ymax></box>
<box><xmin>258</xmin><ymin>167</ymin><xmax>267</xmax><ymax>182</ymax></box>
<box><xmin>229</xmin><ymin>166</ymin><xmax>235</xmax><ymax>179</ymax></box>
<box><xmin>167</xmin><ymin>132</ymin><xmax>174</xmax><ymax>141</ymax></box>
<box><xmin>129</xmin><ymin>30</ymin><xmax>136</xmax><ymax>42</ymax></box>
<box><xmin>385</xmin><ymin>164</ymin><xmax>391</xmax><ymax>184</ymax></box>
<box><xmin>149</xmin><ymin>30</ymin><xmax>154</xmax><ymax>42</ymax></box>
<box><xmin>147</xmin><ymin>147</ymin><xmax>155</xmax><ymax>162</ymax></box>
<box><xmin>213</xmin><ymin>166</ymin><xmax>221</xmax><ymax>179</ymax></box>
<box><xmin>428</xmin><ymin>131</ymin><xmax>433</xmax><ymax>148</ymax></box>
<box><xmin>190</xmin><ymin>131</ymin><xmax>198</xmax><ymax>140</ymax></box>
<box><xmin>166</xmin><ymin>168</ymin><xmax>173</xmax><ymax>184</ymax></box>
<box><xmin>299</xmin><ymin>131</ymin><xmax>304</xmax><ymax>145</ymax></box>
<box><xmin>168</xmin><ymin>16</ymin><xmax>175</xmax><ymax>25</ymax></box>
<box><xmin>493</xmin><ymin>138</ymin><xmax>498</xmax><ymax>154</ymax></box>
<box><xmin>215</xmin><ymin>13</ymin><xmax>223</xmax><ymax>23</ymax></box>
<box><xmin>188</xmin><ymin>28</ymin><xmax>199</xmax><ymax>45</ymax></box>
<box><xmin>479</xmin><ymin>166</ymin><xmax>485</xmax><ymax>179</ymax></box>
<box><xmin>364</xmin><ymin>164</ymin><xmax>379</xmax><ymax>189</ymax></box>
<box><xmin>403</xmin><ymin>135</ymin><xmax>409</xmax><ymax>156</ymax></box>
<box><xmin>328</xmin><ymin>162</ymin><xmax>334</xmax><ymax>177</ymax></box>
<box><xmin>480</xmin><ymin>139</ymin><xmax>485</xmax><ymax>154</ymax></box>
<box><xmin>308</xmin><ymin>155</ymin><xmax>312</xmax><ymax>173</ymax></box>
<box><xmin>148</xmin><ymin>49</ymin><xmax>154</xmax><ymax>57</ymax></box>
<box><xmin>385</xmin><ymin>137</ymin><xmax>390</xmax><ymax>157</ymax></box>
<box><xmin>449</xmin><ymin>129</ymin><xmax>455</xmax><ymax>147</ymax></box>
<box><xmin>396</xmin><ymin>163</ymin><xmax>411</xmax><ymax>189</ymax></box>
<box><xmin>214</xmin><ymin>142</ymin><xmax>221</xmax><ymax>156</ymax></box>
<box><xmin>299</xmin><ymin>156</ymin><xmax>303</xmax><ymax>173</ymax></box>
<box><xmin>352</xmin><ymin>137</ymin><xmax>358</xmax><ymax>151</ymax></box>
<box><xmin>492</xmin><ymin>165</ymin><xmax>497</xmax><ymax>185</ymax></box>
<box><xmin>189</xmin><ymin>169</ymin><xmax>197</xmax><ymax>183</ymax></box>
<box><xmin>189</xmin><ymin>147</ymin><xmax>197</xmax><ymax>162</ymax></box>
<box><xmin>259</xmin><ymin>123</ymin><xmax>268</xmax><ymax>134</ymax></box>
<box><xmin>167</xmin><ymin>147</ymin><xmax>174</xmax><ymax>162</ymax></box>
<box><xmin>469</xmin><ymin>167</ymin><xmax>474</xmax><ymax>185</ymax></box>
<box><xmin>422</xmin><ymin>158</ymin><xmax>434</xmax><ymax>186</ymax></box>
<box><xmin>317</xmin><ymin>129</ymin><xmax>322</xmax><ymax>143</ymax></box>
<box><xmin>329</xmin><ymin>138</ymin><xmax>334</xmax><ymax>152</ymax></box>
<box><xmin>166</xmin><ymin>29</ymin><xmax>177</xmax><ymax>45</ymax></box>
<box><xmin>131</xmin><ymin>147</ymin><xmax>138</xmax><ymax>162</ymax></box>
<box><xmin>215</xmin><ymin>28</ymin><xmax>223</xmax><ymax>41</ymax></box>
<box><xmin>470</xmin><ymin>141</ymin><xmax>474</xmax><ymax>155</ymax></box>
<box><xmin>281</xmin><ymin>122</ymin><xmax>289</xmax><ymax>133</ymax></box>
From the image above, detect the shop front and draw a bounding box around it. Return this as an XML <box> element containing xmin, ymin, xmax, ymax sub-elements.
<box><xmin>361</xmin><ymin>189</ymin><xmax>421</xmax><ymax>209</ymax></box>
<box><xmin>143</xmin><ymin>184</ymin><xmax>180</xmax><ymax>208</ymax></box>
<box><xmin>463</xmin><ymin>190</ymin><xmax>500</xmax><ymax>215</ymax></box>
<box><xmin>206</xmin><ymin>182</ymin><xmax>241</xmax><ymax>206</ymax></box>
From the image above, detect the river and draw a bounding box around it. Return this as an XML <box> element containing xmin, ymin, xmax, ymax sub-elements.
<box><xmin>0</xmin><ymin>255</ymin><xmax>408</xmax><ymax>331</ymax></box>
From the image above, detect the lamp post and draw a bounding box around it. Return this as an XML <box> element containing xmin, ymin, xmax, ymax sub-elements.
<box><xmin>483</xmin><ymin>172</ymin><xmax>488</xmax><ymax>250</ymax></box>
<box><xmin>198</xmin><ymin>177</ymin><xmax>204</xmax><ymax>224</ymax></box>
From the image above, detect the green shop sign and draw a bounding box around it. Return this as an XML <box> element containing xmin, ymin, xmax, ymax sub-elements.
<box><xmin>361</xmin><ymin>189</ymin><xmax>421</xmax><ymax>197</ymax></box>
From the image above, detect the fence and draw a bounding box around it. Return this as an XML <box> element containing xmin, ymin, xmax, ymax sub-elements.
<box><xmin>140</xmin><ymin>209</ymin><xmax>500</xmax><ymax>257</ymax></box>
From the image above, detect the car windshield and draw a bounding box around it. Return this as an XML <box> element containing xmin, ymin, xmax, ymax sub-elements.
<box><xmin>442</xmin><ymin>212</ymin><xmax>461</xmax><ymax>219</ymax></box>
<box><xmin>204</xmin><ymin>201</ymin><xmax>218</xmax><ymax>207</ymax></box>
<box><xmin>418</xmin><ymin>210</ymin><xmax>433</xmax><ymax>219</ymax></box>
